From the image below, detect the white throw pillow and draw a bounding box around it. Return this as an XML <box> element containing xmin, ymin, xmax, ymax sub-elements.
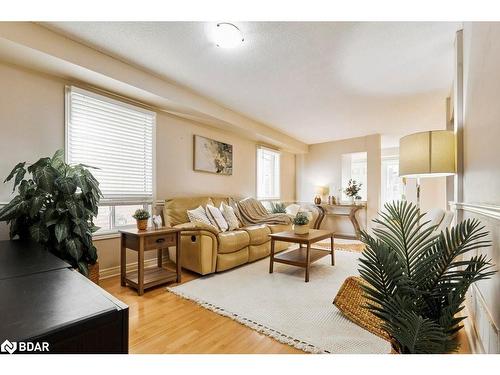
<box><xmin>206</xmin><ymin>204</ymin><xmax>229</xmax><ymax>232</ymax></box>
<box><xmin>285</xmin><ymin>204</ymin><xmax>301</xmax><ymax>217</ymax></box>
<box><xmin>187</xmin><ymin>205</ymin><xmax>217</xmax><ymax>230</ymax></box>
<box><xmin>220</xmin><ymin>202</ymin><xmax>240</xmax><ymax>231</ymax></box>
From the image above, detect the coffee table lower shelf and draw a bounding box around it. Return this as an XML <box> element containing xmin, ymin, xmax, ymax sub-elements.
<box><xmin>125</xmin><ymin>267</ymin><xmax>178</xmax><ymax>290</ymax></box>
<box><xmin>273</xmin><ymin>247</ymin><xmax>331</xmax><ymax>267</ymax></box>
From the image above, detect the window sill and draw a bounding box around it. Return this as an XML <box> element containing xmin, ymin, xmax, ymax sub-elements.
<box><xmin>92</xmin><ymin>231</ymin><xmax>121</xmax><ymax>241</ymax></box>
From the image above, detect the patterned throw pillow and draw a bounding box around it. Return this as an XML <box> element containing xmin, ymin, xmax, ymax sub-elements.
<box><xmin>205</xmin><ymin>204</ymin><xmax>229</xmax><ymax>232</ymax></box>
<box><xmin>187</xmin><ymin>205</ymin><xmax>217</xmax><ymax>230</ymax></box>
<box><xmin>220</xmin><ymin>202</ymin><xmax>240</xmax><ymax>231</ymax></box>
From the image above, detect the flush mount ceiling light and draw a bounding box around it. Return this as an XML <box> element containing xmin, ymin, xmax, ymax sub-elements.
<box><xmin>213</xmin><ymin>23</ymin><xmax>244</xmax><ymax>48</ymax></box>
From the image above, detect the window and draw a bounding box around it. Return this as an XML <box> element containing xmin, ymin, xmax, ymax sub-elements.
<box><xmin>256</xmin><ymin>146</ymin><xmax>280</xmax><ymax>200</ymax></box>
<box><xmin>381</xmin><ymin>155</ymin><xmax>404</xmax><ymax>205</ymax></box>
<box><xmin>341</xmin><ymin>152</ymin><xmax>367</xmax><ymax>201</ymax></box>
<box><xmin>66</xmin><ymin>86</ymin><xmax>155</xmax><ymax>234</ymax></box>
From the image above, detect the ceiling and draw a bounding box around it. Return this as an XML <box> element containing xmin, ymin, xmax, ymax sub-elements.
<box><xmin>43</xmin><ymin>22</ymin><xmax>460</xmax><ymax>145</ymax></box>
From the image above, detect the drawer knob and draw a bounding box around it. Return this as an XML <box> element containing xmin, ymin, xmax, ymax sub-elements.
<box><xmin>156</xmin><ymin>238</ymin><xmax>165</xmax><ymax>243</ymax></box>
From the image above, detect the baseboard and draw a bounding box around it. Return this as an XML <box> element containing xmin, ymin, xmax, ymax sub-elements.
<box><xmin>99</xmin><ymin>258</ymin><xmax>172</xmax><ymax>280</ymax></box>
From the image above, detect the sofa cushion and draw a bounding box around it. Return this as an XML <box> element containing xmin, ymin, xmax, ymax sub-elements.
<box><xmin>217</xmin><ymin>230</ymin><xmax>250</xmax><ymax>254</ymax></box>
<box><xmin>241</xmin><ymin>225</ymin><xmax>271</xmax><ymax>245</ymax></box>
<box><xmin>164</xmin><ymin>197</ymin><xmax>213</xmax><ymax>226</ymax></box>
<box><xmin>216</xmin><ymin>248</ymin><xmax>249</xmax><ymax>272</ymax></box>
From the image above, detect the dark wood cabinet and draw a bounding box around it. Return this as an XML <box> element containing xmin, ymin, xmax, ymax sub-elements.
<box><xmin>0</xmin><ymin>240</ymin><xmax>129</xmax><ymax>354</ymax></box>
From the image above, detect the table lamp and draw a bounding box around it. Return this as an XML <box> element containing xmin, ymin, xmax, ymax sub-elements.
<box><xmin>314</xmin><ymin>186</ymin><xmax>329</xmax><ymax>204</ymax></box>
<box><xmin>399</xmin><ymin>130</ymin><xmax>456</xmax><ymax>208</ymax></box>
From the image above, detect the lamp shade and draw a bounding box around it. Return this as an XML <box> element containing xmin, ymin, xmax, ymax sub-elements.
<box><xmin>315</xmin><ymin>186</ymin><xmax>329</xmax><ymax>195</ymax></box>
<box><xmin>399</xmin><ymin>130</ymin><xmax>456</xmax><ymax>178</ymax></box>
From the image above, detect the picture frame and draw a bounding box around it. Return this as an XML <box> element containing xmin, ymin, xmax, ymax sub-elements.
<box><xmin>193</xmin><ymin>135</ymin><xmax>233</xmax><ymax>175</ymax></box>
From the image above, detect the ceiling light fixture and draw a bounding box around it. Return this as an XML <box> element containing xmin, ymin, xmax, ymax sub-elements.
<box><xmin>213</xmin><ymin>23</ymin><xmax>244</xmax><ymax>48</ymax></box>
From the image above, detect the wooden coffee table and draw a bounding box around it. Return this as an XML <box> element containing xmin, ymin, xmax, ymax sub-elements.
<box><xmin>269</xmin><ymin>229</ymin><xmax>334</xmax><ymax>282</ymax></box>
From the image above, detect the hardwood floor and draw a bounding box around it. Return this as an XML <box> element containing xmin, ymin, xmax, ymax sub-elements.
<box><xmin>100</xmin><ymin>264</ymin><xmax>301</xmax><ymax>354</ymax></box>
<box><xmin>100</xmin><ymin>262</ymin><xmax>470</xmax><ymax>354</ymax></box>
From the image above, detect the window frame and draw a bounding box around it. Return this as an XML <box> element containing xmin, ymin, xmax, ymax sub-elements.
<box><xmin>341</xmin><ymin>152</ymin><xmax>368</xmax><ymax>202</ymax></box>
<box><xmin>64</xmin><ymin>86</ymin><xmax>156</xmax><ymax>238</ymax></box>
<box><xmin>381</xmin><ymin>154</ymin><xmax>404</xmax><ymax>206</ymax></box>
<box><xmin>256</xmin><ymin>145</ymin><xmax>281</xmax><ymax>201</ymax></box>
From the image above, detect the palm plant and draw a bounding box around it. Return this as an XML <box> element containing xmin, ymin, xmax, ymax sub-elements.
<box><xmin>0</xmin><ymin>150</ymin><xmax>102</xmax><ymax>276</ymax></box>
<box><xmin>358</xmin><ymin>201</ymin><xmax>496</xmax><ymax>353</ymax></box>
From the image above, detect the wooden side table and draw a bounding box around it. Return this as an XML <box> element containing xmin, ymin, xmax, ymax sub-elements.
<box><xmin>119</xmin><ymin>227</ymin><xmax>182</xmax><ymax>295</ymax></box>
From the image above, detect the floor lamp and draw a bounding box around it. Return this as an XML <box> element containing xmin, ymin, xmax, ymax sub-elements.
<box><xmin>399</xmin><ymin>130</ymin><xmax>456</xmax><ymax>208</ymax></box>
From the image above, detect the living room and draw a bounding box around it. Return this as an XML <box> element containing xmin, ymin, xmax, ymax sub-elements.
<box><xmin>0</xmin><ymin>1</ymin><xmax>499</xmax><ymax>373</ymax></box>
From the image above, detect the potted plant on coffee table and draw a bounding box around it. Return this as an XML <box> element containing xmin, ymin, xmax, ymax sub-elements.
<box><xmin>358</xmin><ymin>201</ymin><xmax>496</xmax><ymax>353</ymax></box>
<box><xmin>0</xmin><ymin>150</ymin><xmax>102</xmax><ymax>283</ymax></box>
<box><xmin>133</xmin><ymin>208</ymin><xmax>150</xmax><ymax>231</ymax></box>
<box><xmin>293</xmin><ymin>212</ymin><xmax>310</xmax><ymax>235</ymax></box>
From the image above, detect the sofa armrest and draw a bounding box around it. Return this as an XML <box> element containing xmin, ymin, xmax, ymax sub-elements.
<box><xmin>173</xmin><ymin>222</ymin><xmax>220</xmax><ymax>235</ymax></box>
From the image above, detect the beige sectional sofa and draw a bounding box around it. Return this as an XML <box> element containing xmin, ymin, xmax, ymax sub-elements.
<box><xmin>163</xmin><ymin>196</ymin><xmax>292</xmax><ymax>275</ymax></box>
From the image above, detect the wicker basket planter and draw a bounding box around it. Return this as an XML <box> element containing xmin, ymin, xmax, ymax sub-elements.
<box><xmin>293</xmin><ymin>224</ymin><xmax>309</xmax><ymax>235</ymax></box>
<box><xmin>136</xmin><ymin>219</ymin><xmax>148</xmax><ymax>231</ymax></box>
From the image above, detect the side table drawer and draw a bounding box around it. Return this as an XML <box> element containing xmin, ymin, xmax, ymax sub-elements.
<box><xmin>144</xmin><ymin>233</ymin><xmax>176</xmax><ymax>250</ymax></box>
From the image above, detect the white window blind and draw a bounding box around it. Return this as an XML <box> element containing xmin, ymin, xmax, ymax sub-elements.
<box><xmin>256</xmin><ymin>146</ymin><xmax>280</xmax><ymax>200</ymax></box>
<box><xmin>66</xmin><ymin>86</ymin><xmax>155</xmax><ymax>204</ymax></box>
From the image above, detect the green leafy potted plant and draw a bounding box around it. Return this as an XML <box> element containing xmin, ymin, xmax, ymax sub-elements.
<box><xmin>269</xmin><ymin>202</ymin><xmax>286</xmax><ymax>214</ymax></box>
<box><xmin>293</xmin><ymin>212</ymin><xmax>310</xmax><ymax>235</ymax></box>
<box><xmin>344</xmin><ymin>179</ymin><xmax>362</xmax><ymax>204</ymax></box>
<box><xmin>358</xmin><ymin>201</ymin><xmax>496</xmax><ymax>353</ymax></box>
<box><xmin>0</xmin><ymin>150</ymin><xmax>102</xmax><ymax>282</ymax></box>
<box><xmin>132</xmin><ymin>208</ymin><xmax>150</xmax><ymax>231</ymax></box>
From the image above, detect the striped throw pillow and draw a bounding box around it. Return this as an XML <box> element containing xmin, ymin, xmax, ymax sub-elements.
<box><xmin>220</xmin><ymin>202</ymin><xmax>240</xmax><ymax>230</ymax></box>
<box><xmin>205</xmin><ymin>204</ymin><xmax>229</xmax><ymax>232</ymax></box>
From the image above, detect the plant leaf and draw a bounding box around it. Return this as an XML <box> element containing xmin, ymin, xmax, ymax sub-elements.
<box><xmin>55</xmin><ymin>222</ymin><xmax>69</xmax><ymax>243</ymax></box>
<box><xmin>29</xmin><ymin>223</ymin><xmax>49</xmax><ymax>243</ymax></box>
<box><xmin>29</xmin><ymin>196</ymin><xmax>45</xmax><ymax>218</ymax></box>
<box><xmin>77</xmin><ymin>261</ymin><xmax>89</xmax><ymax>276</ymax></box>
<box><xmin>0</xmin><ymin>196</ymin><xmax>24</xmax><ymax>221</ymax></box>
<box><xmin>55</xmin><ymin>177</ymin><xmax>77</xmax><ymax>195</ymax></box>
<box><xmin>4</xmin><ymin>162</ymin><xmax>26</xmax><ymax>183</ymax></box>
<box><xmin>66</xmin><ymin>237</ymin><xmax>82</xmax><ymax>261</ymax></box>
<box><xmin>33</xmin><ymin>165</ymin><xmax>56</xmax><ymax>192</ymax></box>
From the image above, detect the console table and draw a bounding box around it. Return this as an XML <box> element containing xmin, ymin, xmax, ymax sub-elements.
<box><xmin>313</xmin><ymin>203</ymin><xmax>366</xmax><ymax>240</ymax></box>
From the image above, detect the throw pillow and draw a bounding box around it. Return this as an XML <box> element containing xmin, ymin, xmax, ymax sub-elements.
<box><xmin>220</xmin><ymin>202</ymin><xmax>240</xmax><ymax>230</ymax></box>
<box><xmin>187</xmin><ymin>205</ymin><xmax>217</xmax><ymax>230</ymax></box>
<box><xmin>285</xmin><ymin>203</ymin><xmax>301</xmax><ymax>217</ymax></box>
<box><xmin>228</xmin><ymin>197</ymin><xmax>244</xmax><ymax>223</ymax></box>
<box><xmin>205</xmin><ymin>204</ymin><xmax>229</xmax><ymax>232</ymax></box>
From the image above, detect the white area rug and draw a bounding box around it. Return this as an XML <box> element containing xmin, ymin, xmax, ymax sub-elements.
<box><xmin>167</xmin><ymin>250</ymin><xmax>390</xmax><ymax>354</ymax></box>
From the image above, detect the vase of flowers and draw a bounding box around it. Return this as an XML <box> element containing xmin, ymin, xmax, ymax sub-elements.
<box><xmin>132</xmin><ymin>209</ymin><xmax>150</xmax><ymax>231</ymax></box>
<box><xmin>293</xmin><ymin>212</ymin><xmax>310</xmax><ymax>235</ymax></box>
<box><xmin>344</xmin><ymin>179</ymin><xmax>362</xmax><ymax>203</ymax></box>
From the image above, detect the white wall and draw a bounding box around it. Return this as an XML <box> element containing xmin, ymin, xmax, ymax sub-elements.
<box><xmin>459</xmin><ymin>22</ymin><xmax>500</xmax><ymax>353</ymax></box>
<box><xmin>0</xmin><ymin>62</ymin><xmax>296</xmax><ymax>273</ymax></box>
<box><xmin>296</xmin><ymin>134</ymin><xmax>381</xmax><ymax>231</ymax></box>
